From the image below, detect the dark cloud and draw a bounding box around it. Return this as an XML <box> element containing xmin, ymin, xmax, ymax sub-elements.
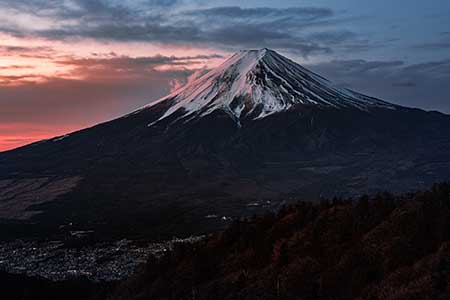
<box><xmin>308</xmin><ymin>59</ymin><xmax>450</xmax><ymax>113</ymax></box>
<box><xmin>166</xmin><ymin>6</ymin><xmax>347</xmax><ymax>56</ymax></box>
<box><xmin>54</xmin><ymin>54</ymin><xmax>223</xmax><ymax>69</ymax></box>
<box><xmin>1</xmin><ymin>0</ymin><xmax>132</xmax><ymax>19</ymax></box>
<box><xmin>37</xmin><ymin>21</ymin><xmax>334</xmax><ymax>57</ymax></box>
<box><xmin>39</xmin><ymin>23</ymin><xmax>203</xmax><ymax>43</ymax></box>
<box><xmin>416</xmin><ymin>41</ymin><xmax>450</xmax><ymax>50</ymax></box>
<box><xmin>185</xmin><ymin>6</ymin><xmax>333</xmax><ymax>21</ymax></box>
<box><xmin>415</xmin><ymin>32</ymin><xmax>450</xmax><ymax>50</ymax></box>
<box><xmin>0</xmin><ymin>45</ymin><xmax>56</xmax><ymax>58</ymax></box>
<box><xmin>144</xmin><ymin>0</ymin><xmax>181</xmax><ymax>6</ymax></box>
<box><xmin>0</xmin><ymin>1</ymin><xmax>371</xmax><ymax>57</ymax></box>
<box><xmin>306</xmin><ymin>31</ymin><xmax>357</xmax><ymax>45</ymax></box>
<box><xmin>392</xmin><ymin>81</ymin><xmax>417</xmax><ymax>87</ymax></box>
<box><xmin>316</xmin><ymin>59</ymin><xmax>405</xmax><ymax>74</ymax></box>
<box><xmin>198</xmin><ymin>25</ymin><xmax>332</xmax><ymax>57</ymax></box>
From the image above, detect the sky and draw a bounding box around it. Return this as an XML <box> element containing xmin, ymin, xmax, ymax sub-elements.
<box><xmin>0</xmin><ymin>0</ymin><xmax>450</xmax><ymax>151</ymax></box>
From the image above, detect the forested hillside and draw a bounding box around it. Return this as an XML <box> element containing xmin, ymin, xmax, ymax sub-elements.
<box><xmin>112</xmin><ymin>183</ymin><xmax>450</xmax><ymax>300</ymax></box>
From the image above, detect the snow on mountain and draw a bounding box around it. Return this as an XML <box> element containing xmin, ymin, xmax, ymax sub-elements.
<box><xmin>140</xmin><ymin>49</ymin><xmax>397</xmax><ymax>125</ymax></box>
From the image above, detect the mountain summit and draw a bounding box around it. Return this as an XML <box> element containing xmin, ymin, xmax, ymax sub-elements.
<box><xmin>141</xmin><ymin>49</ymin><xmax>395</xmax><ymax>125</ymax></box>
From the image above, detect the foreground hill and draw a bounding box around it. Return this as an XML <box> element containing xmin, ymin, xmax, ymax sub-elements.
<box><xmin>1</xmin><ymin>49</ymin><xmax>450</xmax><ymax>239</ymax></box>
<box><xmin>111</xmin><ymin>183</ymin><xmax>450</xmax><ymax>300</ymax></box>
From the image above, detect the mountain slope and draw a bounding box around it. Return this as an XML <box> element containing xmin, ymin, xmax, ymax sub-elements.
<box><xmin>1</xmin><ymin>49</ymin><xmax>450</xmax><ymax>239</ymax></box>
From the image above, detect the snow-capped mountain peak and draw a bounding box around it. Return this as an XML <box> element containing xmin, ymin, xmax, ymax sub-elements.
<box><xmin>143</xmin><ymin>48</ymin><xmax>396</xmax><ymax>125</ymax></box>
